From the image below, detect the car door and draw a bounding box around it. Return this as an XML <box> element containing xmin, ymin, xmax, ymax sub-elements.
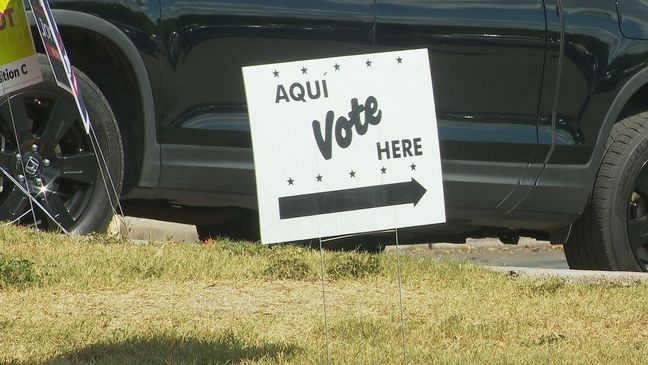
<box><xmin>157</xmin><ymin>0</ymin><xmax>376</xmax><ymax>196</ymax></box>
<box><xmin>375</xmin><ymin>0</ymin><xmax>548</xmax><ymax>215</ymax></box>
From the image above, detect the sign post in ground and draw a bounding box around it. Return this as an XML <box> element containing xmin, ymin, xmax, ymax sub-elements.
<box><xmin>244</xmin><ymin>49</ymin><xmax>446</xmax><ymax>364</ymax></box>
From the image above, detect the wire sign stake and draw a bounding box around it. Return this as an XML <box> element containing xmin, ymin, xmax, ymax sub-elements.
<box><xmin>243</xmin><ymin>49</ymin><xmax>446</xmax><ymax>362</ymax></box>
<box><xmin>317</xmin><ymin>236</ymin><xmax>331</xmax><ymax>364</ymax></box>
<box><xmin>394</xmin><ymin>227</ymin><xmax>409</xmax><ymax>364</ymax></box>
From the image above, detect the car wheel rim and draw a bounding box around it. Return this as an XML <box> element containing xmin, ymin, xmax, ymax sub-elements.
<box><xmin>627</xmin><ymin>160</ymin><xmax>648</xmax><ymax>270</ymax></box>
<box><xmin>0</xmin><ymin>86</ymin><xmax>97</xmax><ymax>231</ymax></box>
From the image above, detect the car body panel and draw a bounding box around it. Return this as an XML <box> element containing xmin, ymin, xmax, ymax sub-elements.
<box><xmin>375</xmin><ymin>0</ymin><xmax>547</xmax><ymax>164</ymax></box>
<box><xmin>617</xmin><ymin>0</ymin><xmax>648</xmax><ymax>40</ymax></box>
<box><xmin>548</xmin><ymin>0</ymin><xmax>628</xmax><ymax>165</ymax></box>
<box><xmin>157</xmin><ymin>0</ymin><xmax>376</xmax><ymax>147</ymax></box>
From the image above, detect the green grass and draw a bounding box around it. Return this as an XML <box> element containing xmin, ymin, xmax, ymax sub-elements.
<box><xmin>0</xmin><ymin>254</ymin><xmax>39</xmax><ymax>290</ymax></box>
<box><xmin>0</xmin><ymin>225</ymin><xmax>646</xmax><ymax>364</ymax></box>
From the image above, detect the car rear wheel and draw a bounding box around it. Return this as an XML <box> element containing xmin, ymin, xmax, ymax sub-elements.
<box><xmin>0</xmin><ymin>55</ymin><xmax>123</xmax><ymax>233</ymax></box>
<box><xmin>566</xmin><ymin>113</ymin><xmax>648</xmax><ymax>271</ymax></box>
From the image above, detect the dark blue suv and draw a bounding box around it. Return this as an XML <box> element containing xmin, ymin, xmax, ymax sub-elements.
<box><xmin>2</xmin><ymin>0</ymin><xmax>648</xmax><ymax>272</ymax></box>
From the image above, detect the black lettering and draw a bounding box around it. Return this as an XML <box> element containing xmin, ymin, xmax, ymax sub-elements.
<box><xmin>275</xmin><ymin>85</ymin><xmax>290</xmax><ymax>103</ymax></box>
<box><xmin>38</xmin><ymin>18</ymin><xmax>52</xmax><ymax>41</ymax></box>
<box><xmin>414</xmin><ymin>138</ymin><xmax>423</xmax><ymax>156</ymax></box>
<box><xmin>306</xmin><ymin>81</ymin><xmax>321</xmax><ymax>100</ymax></box>
<box><xmin>312</xmin><ymin>111</ymin><xmax>335</xmax><ymax>160</ymax></box>
<box><xmin>348</xmin><ymin>98</ymin><xmax>368</xmax><ymax>134</ymax></box>
<box><xmin>3</xmin><ymin>68</ymin><xmax>19</xmax><ymax>80</ymax></box>
<box><xmin>377</xmin><ymin>142</ymin><xmax>390</xmax><ymax>161</ymax></box>
<box><xmin>335</xmin><ymin>115</ymin><xmax>353</xmax><ymax>148</ymax></box>
<box><xmin>391</xmin><ymin>140</ymin><xmax>401</xmax><ymax>158</ymax></box>
<box><xmin>312</xmin><ymin>95</ymin><xmax>383</xmax><ymax>159</ymax></box>
<box><xmin>402</xmin><ymin>139</ymin><xmax>413</xmax><ymax>157</ymax></box>
<box><xmin>365</xmin><ymin>96</ymin><xmax>382</xmax><ymax>126</ymax></box>
<box><xmin>290</xmin><ymin>83</ymin><xmax>306</xmax><ymax>102</ymax></box>
<box><xmin>21</xmin><ymin>64</ymin><xmax>27</xmax><ymax>75</ymax></box>
<box><xmin>322</xmin><ymin>80</ymin><xmax>329</xmax><ymax>98</ymax></box>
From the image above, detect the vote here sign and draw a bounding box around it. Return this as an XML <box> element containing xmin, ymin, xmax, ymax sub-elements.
<box><xmin>243</xmin><ymin>49</ymin><xmax>445</xmax><ymax>244</ymax></box>
<box><xmin>0</xmin><ymin>0</ymin><xmax>42</xmax><ymax>96</ymax></box>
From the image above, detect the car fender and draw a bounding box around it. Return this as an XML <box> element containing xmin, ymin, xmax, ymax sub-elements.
<box><xmin>591</xmin><ymin>65</ymin><xmax>648</xmax><ymax>176</ymax></box>
<box><xmin>26</xmin><ymin>9</ymin><xmax>160</xmax><ymax>188</ymax></box>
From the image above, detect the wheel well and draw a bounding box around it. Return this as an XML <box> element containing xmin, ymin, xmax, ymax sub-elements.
<box><xmin>618</xmin><ymin>82</ymin><xmax>648</xmax><ymax>122</ymax></box>
<box><xmin>32</xmin><ymin>26</ymin><xmax>144</xmax><ymax>194</ymax></box>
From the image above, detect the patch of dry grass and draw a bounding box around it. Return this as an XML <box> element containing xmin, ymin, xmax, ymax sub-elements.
<box><xmin>0</xmin><ymin>225</ymin><xmax>646</xmax><ymax>364</ymax></box>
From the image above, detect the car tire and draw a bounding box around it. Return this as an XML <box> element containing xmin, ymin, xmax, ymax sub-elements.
<box><xmin>0</xmin><ymin>54</ymin><xmax>123</xmax><ymax>234</ymax></box>
<box><xmin>565</xmin><ymin>113</ymin><xmax>648</xmax><ymax>272</ymax></box>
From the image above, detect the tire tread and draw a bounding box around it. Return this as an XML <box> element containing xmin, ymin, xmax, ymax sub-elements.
<box><xmin>566</xmin><ymin>114</ymin><xmax>648</xmax><ymax>271</ymax></box>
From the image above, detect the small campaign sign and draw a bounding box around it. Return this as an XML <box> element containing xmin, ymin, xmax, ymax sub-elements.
<box><xmin>28</xmin><ymin>0</ymin><xmax>90</xmax><ymax>134</ymax></box>
<box><xmin>0</xmin><ymin>0</ymin><xmax>42</xmax><ymax>96</ymax></box>
<box><xmin>243</xmin><ymin>49</ymin><xmax>446</xmax><ymax>244</ymax></box>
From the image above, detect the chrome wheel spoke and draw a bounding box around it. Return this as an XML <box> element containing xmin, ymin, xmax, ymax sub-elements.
<box><xmin>57</xmin><ymin>152</ymin><xmax>98</xmax><ymax>184</ymax></box>
<box><xmin>0</xmin><ymin>186</ymin><xmax>29</xmax><ymax>222</ymax></box>
<box><xmin>40</xmin><ymin>100</ymin><xmax>77</xmax><ymax>145</ymax></box>
<box><xmin>0</xmin><ymin>89</ymin><xmax>95</xmax><ymax>234</ymax></box>
<box><xmin>0</xmin><ymin>97</ymin><xmax>33</xmax><ymax>145</ymax></box>
<box><xmin>37</xmin><ymin>192</ymin><xmax>75</xmax><ymax>230</ymax></box>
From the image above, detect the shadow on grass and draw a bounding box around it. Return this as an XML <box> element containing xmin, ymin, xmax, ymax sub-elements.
<box><xmin>40</xmin><ymin>334</ymin><xmax>300</xmax><ymax>364</ymax></box>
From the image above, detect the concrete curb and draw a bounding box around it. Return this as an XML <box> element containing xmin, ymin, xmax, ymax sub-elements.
<box><xmin>110</xmin><ymin>217</ymin><xmax>199</xmax><ymax>241</ymax></box>
<box><xmin>490</xmin><ymin>266</ymin><xmax>648</xmax><ymax>284</ymax></box>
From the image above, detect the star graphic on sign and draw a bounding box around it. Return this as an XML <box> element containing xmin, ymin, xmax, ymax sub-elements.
<box><xmin>301</xmin><ymin>67</ymin><xmax>308</xmax><ymax>75</ymax></box>
<box><xmin>316</xmin><ymin>174</ymin><xmax>323</xmax><ymax>182</ymax></box>
<box><xmin>273</xmin><ymin>70</ymin><xmax>280</xmax><ymax>78</ymax></box>
<box><xmin>366</xmin><ymin>59</ymin><xmax>372</xmax><ymax>67</ymax></box>
<box><xmin>334</xmin><ymin>63</ymin><xmax>340</xmax><ymax>71</ymax></box>
<box><xmin>349</xmin><ymin>170</ymin><xmax>356</xmax><ymax>178</ymax></box>
<box><xmin>397</xmin><ymin>57</ymin><xmax>403</xmax><ymax>64</ymax></box>
<box><xmin>410</xmin><ymin>163</ymin><xmax>417</xmax><ymax>171</ymax></box>
<box><xmin>287</xmin><ymin>178</ymin><xmax>295</xmax><ymax>186</ymax></box>
<box><xmin>381</xmin><ymin>167</ymin><xmax>387</xmax><ymax>174</ymax></box>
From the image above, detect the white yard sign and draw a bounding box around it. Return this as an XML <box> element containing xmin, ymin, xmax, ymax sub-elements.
<box><xmin>243</xmin><ymin>49</ymin><xmax>445</xmax><ymax>244</ymax></box>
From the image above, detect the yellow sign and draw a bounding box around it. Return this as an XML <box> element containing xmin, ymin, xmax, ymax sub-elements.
<box><xmin>0</xmin><ymin>0</ymin><xmax>9</xmax><ymax>13</ymax></box>
<box><xmin>0</xmin><ymin>0</ymin><xmax>37</xmax><ymax>65</ymax></box>
<box><xmin>0</xmin><ymin>0</ymin><xmax>41</xmax><ymax>95</ymax></box>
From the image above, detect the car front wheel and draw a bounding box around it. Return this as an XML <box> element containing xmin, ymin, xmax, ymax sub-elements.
<box><xmin>0</xmin><ymin>55</ymin><xmax>123</xmax><ymax>233</ymax></box>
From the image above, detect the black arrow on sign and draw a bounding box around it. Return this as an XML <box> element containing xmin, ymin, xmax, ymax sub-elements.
<box><xmin>279</xmin><ymin>178</ymin><xmax>427</xmax><ymax>219</ymax></box>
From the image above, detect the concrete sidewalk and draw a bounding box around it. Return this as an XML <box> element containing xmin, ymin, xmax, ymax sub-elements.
<box><xmin>392</xmin><ymin>238</ymin><xmax>569</xmax><ymax>269</ymax></box>
<box><xmin>490</xmin><ymin>266</ymin><xmax>648</xmax><ymax>283</ymax></box>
